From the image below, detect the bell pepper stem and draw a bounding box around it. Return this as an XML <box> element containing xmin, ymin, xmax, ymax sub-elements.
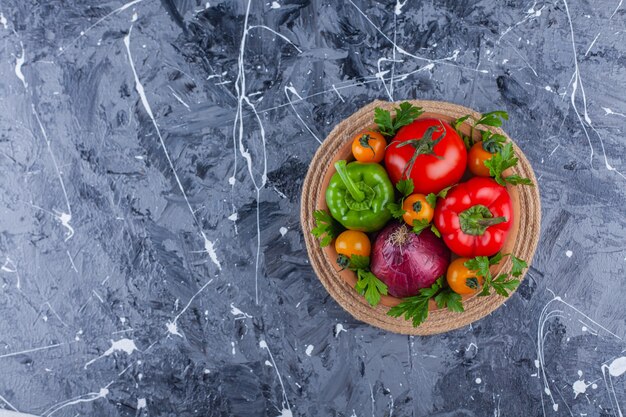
<box><xmin>334</xmin><ymin>160</ymin><xmax>365</xmax><ymax>202</ymax></box>
<box><xmin>459</xmin><ymin>204</ymin><xmax>506</xmax><ymax>236</ymax></box>
<box><xmin>476</xmin><ymin>217</ymin><xmax>507</xmax><ymax>227</ymax></box>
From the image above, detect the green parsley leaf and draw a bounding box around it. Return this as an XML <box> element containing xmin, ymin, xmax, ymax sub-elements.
<box><xmin>434</xmin><ymin>289</ymin><xmax>465</xmax><ymax>313</ymax></box>
<box><xmin>480</xmin><ymin>131</ymin><xmax>507</xmax><ymax>153</ymax></box>
<box><xmin>349</xmin><ymin>255</ymin><xmax>370</xmax><ymax>271</ymax></box>
<box><xmin>483</xmin><ymin>142</ymin><xmax>532</xmax><ymax>186</ymax></box>
<box><xmin>374</xmin><ymin>108</ymin><xmax>393</xmax><ymax>137</ymax></box>
<box><xmin>504</xmin><ymin>175</ymin><xmax>534</xmax><ymax>186</ymax></box>
<box><xmin>464</xmin><ymin>256</ymin><xmax>491</xmax><ymax>279</ymax></box>
<box><xmin>452</xmin><ymin>114</ymin><xmax>471</xmax><ymax>131</ymax></box>
<box><xmin>489</xmin><ymin>252</ymin><xmax>504</xmax><ymax>266</ymax></box>
<box><xmin>355</xmin><ymin>269</ymin><xmax>388</xmax><ymax>307</ymax></box>
<box><xmin>465</xmin><ymin>255</ymin><xmax>493</xmax><ymax>296</ymax></box>
<box><xmin>437</xmin><ymin>186</ymin><xmax>452</xmax><ymax>199</ymax></box>
<box><xmin>478</xmin><ymin>283</ymin><xmax>492</xmax><ymax>297</ymax></box>
<box><xmin>412</xmin><ymin>219</ymin><xmax>430</xmax><ymax>235</ymax></box>
<box><xmin>511</xmin><ymin>256</ymin><xmax>528</xmax><ymax>277</ymax></box>
<box><xmin>430</xmin><ymin>224</ymin><xmax>441</xmax><ymax>238</ymax></box>
<box><xmin>374</xmin><ymin>102</ymin><xmax>423</xmax><ymax>137</ymax></box>
<box><xmin>425</xmin><ymin>193</ymin><xmax>437</xmax><ymax>208</ymax></box>
<box><xmin>491</xmin><ymin>274</ymin><xmax>520</xmax><ymax>297</ymax></box>
<box><xmin>388</xmin><ymin>296</ymin><xmax>430</xmax><ymax>327</ymax></box>
<box><xmin>475</xmin><ymin>111</ymin><xmax>509</xmax><ymax>127</ymax></box>
<box><xmin>396</xmin><ymin>179</ymin><xmax>414</xmax><ymax>197</ymax></box>
<box><xmin>466</xmin><ymin>252</ymin><xmax>523</xmax><ymax>297</ymax></box>
<box><xmin>387</xmin><ymin>277</ymin><xmax>443</xmax><ymax>327</ymax></box>
<box><xmin>422</xmin><ymin>276</ymin><xmax>444</xmax><ymax>298</ymax></box>
<box><xmin>312</xmin><ymin>210</ymin><xmax>342</xmax><ymax>247</ymax></box>
<box><xmin>394</xmin><ymin>102</ymin><xmax>424</xmax><ymax>133</ymax></box>
<box><xmin>387</xmin><ymin>202</ymin><xmax>405</xmax><ymax>220</ymax></box>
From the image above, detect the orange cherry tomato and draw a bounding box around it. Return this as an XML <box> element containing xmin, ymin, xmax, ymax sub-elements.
<box><xmin>402</xmin><ymin>193</ymin><xmax>434</xmax><ymax>227</ymax></box>
<box><xmin>446</xmin><ymin>258</ymin><xmax>484</xmax><ymax>295</ymax></box>
<box><xmin>468</xmin><ymin>142</ymin><xmax>494</xmax><ymax>177</ymax></box>
<box><xmin>335</xmin><ymin>230</ymin><xmax>371</xmax><ymax>258</ymax></box>
<box><xmin>351</xmin><ymin>130</ymin><xmax>386</xmax><ymax>163</ymax></box>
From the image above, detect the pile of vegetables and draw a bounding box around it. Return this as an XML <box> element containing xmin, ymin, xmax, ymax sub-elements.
<box><xmin>312</xmin><ymin>102</ymin><xmax>533</xmax><ymax>327</ymax></box>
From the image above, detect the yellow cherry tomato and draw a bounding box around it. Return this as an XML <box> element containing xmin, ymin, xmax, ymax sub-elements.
<box><xmin>446</xmin><ymin>258</ymin><xmax>484</xmax><ymax>295</ymax></box>
<box><xmin>402</xmin><ymin>193</ymin><xmax>434</xmax><ymax>227</ymax></box>
<box><xmin>335</xmin><ymin>230</ymin><xmax>371</xmax><ymax>258</ymax></box>
<box><xmin>351</xmin><ymin>130</ymin><xmax>386</xmax><ymax>163</ymax></box>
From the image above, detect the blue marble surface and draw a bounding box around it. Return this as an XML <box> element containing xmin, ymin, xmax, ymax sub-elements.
<box><xmin>0</xmin><ymin>0</ymin><xmax>625</xmax><ymax>416</ymax></box>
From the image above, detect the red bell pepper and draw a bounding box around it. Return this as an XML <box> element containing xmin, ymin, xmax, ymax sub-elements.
<box><xmin>434</xmin><ymin>177</ymin><xmax>513</xmax><ymax>257</ymax></box>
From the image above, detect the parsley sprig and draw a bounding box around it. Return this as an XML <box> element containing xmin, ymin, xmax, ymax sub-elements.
<box><xmin>387</xmin><ymin>179</ymin><xmax>414</xmax><ymax>220</ymax></box>
<box><xmin>374</xmin><ymin>102</ymin><xmax>424</xmax><ymax>137</ymax></box>
<box><xmin>483</xmin><ymin>143</ymin><xmax>533</xmax><ymax>186</ymax></box>
<box><xmin>387</xmin><ymin>277</ymin><xmax>464</xmax><ymax>326</ymax></box>
<box><xmin>452</xmin><ymin>111</ymin><xmax>532</xmax><ymax>187</ymax></box>
<box><xmin>453</xmin><ymin>110</ymin><xmax>510</xmax><ymax>149</ymax></box>
<box><xmin>386</xmin><ymin>180</ymin><xmax>443</xmax><ymax>237</ymax></box>
<box><xmin>464</xmin><ymin>252</ymin><xmax>528</xmax><ymax>297</ymax></box>
<box><xmin>350</xmin><ymin>255</ymin><xmax>388</xmax><ymax>307</ymax></box>
<box><xmin>312</xmin><ymin>210</ymin><xmax>343</xmax><ymax>247</ymax></box>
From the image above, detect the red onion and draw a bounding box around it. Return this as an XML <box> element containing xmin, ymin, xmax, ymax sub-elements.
<box><xmin>370</xmin><ymin>223</ymin><xmax>451</xmax><ymax>298</ymax></box>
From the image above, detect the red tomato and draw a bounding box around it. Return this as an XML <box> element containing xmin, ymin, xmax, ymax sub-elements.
<box><xmin>385</xmin><ymin>119</ymin><xmax>467</xmax><ymax>194</ymax></box>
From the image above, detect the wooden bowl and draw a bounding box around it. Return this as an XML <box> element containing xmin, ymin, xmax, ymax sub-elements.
<box><xmin>300</xmin><ymin>100</ymin><xmax>541</xmax><ymax>335</ymax></box>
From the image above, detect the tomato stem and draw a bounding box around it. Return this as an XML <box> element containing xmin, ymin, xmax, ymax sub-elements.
<box><xmin>396</xmin><ymin>124</ymin><xmax>447</xmax><ymax>179</ymax></box>
<box><xmin>359</xmin><ymin>134</ymin><xmax>376</xmax><ymax>156</ymax></box>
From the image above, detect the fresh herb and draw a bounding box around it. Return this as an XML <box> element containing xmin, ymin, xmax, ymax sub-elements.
<box><xmin>511</xmin><ymin>255</ymin><xmax>528</xmax><ymax>277</ymax></box>
<box><xmin>437</xmin><ymin>186</ymin><xmax>452</xmax><ymax>199</ymax></box>
<box><xmin>348</xmin><ymin>256</ymin><xmax>388</xmax><ymax>307</ymax></box>
<box><xmin>483</xmin><ymin>143</ymin><xmax>533</xmax><ymax>186</ymax></box>
<box><xmin>464</xmin><ymin>252</ymin><xmax>527</xmax><ymax>297</ymax></box>
<box><xmin>425</xmin><ymin>186</ymin><xmax>451</xmax><ymax>209</ymax></box>
<box><xmin>425</xmin><ymin>193</ymin><xmax>437</xmax><ymax>208</ymax></box>
<box><xmin>452</xmin><ymin>115</ymin><xmax>471</xmax><ymax>131</ymax></box>
<box><xmin>348</xmin><ymin>255</ymin><xmax>370</xmax><ymax>271</ymax></box>
<box><xmin>430</xmin><ymin>224</ymin><xmax>441</xmax><ymax>238</ymax></box>
<box><xmin>374</xmin><ymin>102</ymin><xmax>424</xmax><ymax>137</ymax></box>
<box><xmin>387</xmin><ymin>202</ymin><xmax>405</xmax><ymax>220</ymax></box>
<box><xmin>387</xmin><ymin>276</ymin><xmax>464</xmax><ymax>326</ymax></box>
<box><xmin>434</xmin><ymin>289</ymin><xmax>465</xmax><ymax>313</ymax></box>
<box><xmin>412</xmin><ymin>219</ymin><xmax>430</xmax><ymax>235</ymax></box>
<box><xmin>452</xmin><ymin>114</ymin><xmax>473</xmax><ymax>148</ymax></box>
<box><xmin>387</xmin><ymin>277</ymin><xmax>444</xmax><ymax>326</ymax></box>
<box><xmin>480</xmin><ymin>131</ymin><xmax>507</xmax><ymax>153</ymax></box>
<box><xmin>312</xmin><ymin>210</ymin><xmax>342</xmax><ymax>247</ymax></box>
<box><xmin>491</xmin><ymin>274</ymin><xmax>520</xmax><ymax>297</ymax></box>
<box><xmin>475</xmin><ymin>110</ymin><xmax>509</xmax><ymax>128</ymax></box>
<box><xmin>387</xmin><ymin>179</ymin><xmax>414</xmax><ymax>220</ymax></box>
<box><xmin>452</xmin><ymin>110</ymin><xmax>509</xmax><ymax>149</ymax></box>
<box><xmin>396</xmin><ymin>179</ymin><xmax>414</xmax><ymax>197</ymax></box>
<box><xmin>355</xmin><ymin>270</ymin><xmax>388</xmax><ymax>306</ymax></box>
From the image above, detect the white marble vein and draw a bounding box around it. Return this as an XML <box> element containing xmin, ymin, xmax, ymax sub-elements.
<box><xmin>123</xmin><ymin>24</ymin><xmax>222</xmax><ymax>269</ymax></box>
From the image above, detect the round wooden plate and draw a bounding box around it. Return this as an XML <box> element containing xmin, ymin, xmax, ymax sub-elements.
<box><xmin>300</xmin><ymin>100</ymin><xmax>541</xmax><ymax>335</ymax></box>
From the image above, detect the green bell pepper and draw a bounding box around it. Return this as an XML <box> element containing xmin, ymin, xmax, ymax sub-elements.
<box><xmin>326</xmin><ymin>160</ymin><xmax>394</xmax><ymax>232</ymax></box>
